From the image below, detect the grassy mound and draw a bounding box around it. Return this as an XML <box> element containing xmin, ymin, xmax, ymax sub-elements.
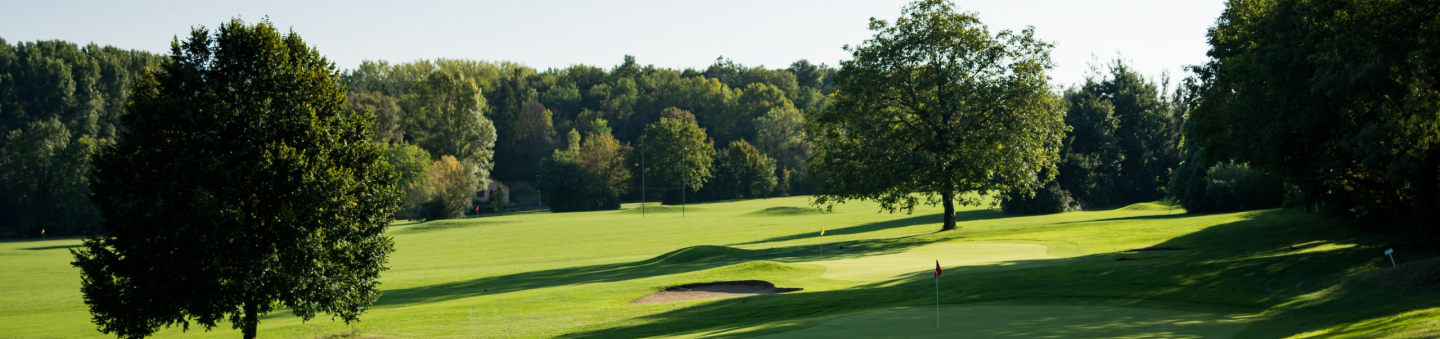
<box><xmin>618</xmin><ymin>204</ymin><xmax>701</xmax><ymax>214</ymax></box>
<box><xmin>1117</xmin><ymin>202</ymin><xmax>1177</xmax><ymax>211</ymax></box>
<box><xmin>747</xmin><ymin>206</ymin><xmax>823</xmax><ymax>216</ymax></box>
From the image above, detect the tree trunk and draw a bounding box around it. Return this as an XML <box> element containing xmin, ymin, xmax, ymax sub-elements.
<box><xmin>1412</xmin><ymin>158</ymin><xmax>1438</xmax><ymax>244</ymax></box>
<box><xmin>941</xmin><ymin>189</ymin><xmax>956</xmax><ymax>231</ymax></box>
<box><xmin>242</xmin><ymin>299</ymin><xmax>258</xmax><ymax>339</ymax></box>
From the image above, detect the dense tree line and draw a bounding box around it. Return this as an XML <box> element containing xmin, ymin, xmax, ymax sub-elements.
<box><xmin>0</xmin><ymin>33</ymin><xmax>833</xmax><ymax>232</ymax></box>
<box><xmin>1002</xmin><ymin>61</ymin><xmax>1190</xmax><ymax>214</ymax></box>
<box><xmin>0</xmin><ymin>38</ymin><xmax>165</xmax><ymax>236</ymax></box>
<box><xmin>1187</xmin><ymin>0</ymin><xmax>1440</xmax><ymax>240</ymax></box>
<box><xmin>342</xmin><ymin>56</ymin><xmax>832</xmax><ymax>212</ymax></box>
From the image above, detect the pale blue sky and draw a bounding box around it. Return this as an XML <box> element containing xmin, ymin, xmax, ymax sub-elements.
<box><xmin>0</xmin><ymin>0</ymin><xmax>1224</xmax><ymax>88</ymax></box>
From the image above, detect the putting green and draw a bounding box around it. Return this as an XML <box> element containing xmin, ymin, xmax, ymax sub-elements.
<box><xmin>745</xmin><ymin>304</ymin><xmax>1251</xmax><ymax>338</ymax></box>
<box><xmin>798</xmin><ymin>242</ymin><xmax>1056</xmax><ymax>282</ymax></box>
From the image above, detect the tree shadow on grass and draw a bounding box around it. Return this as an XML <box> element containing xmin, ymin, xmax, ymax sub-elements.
<box><xmin>19</xmin><ymin>244</ymin><xmax>83</xmax><ymax>251</ymax></box>
<box><xmin>730</xmin><ymin>209</ymin><xmax>1010</xmax><ymax>247</ymax></box>
<box><xmin>1054</xmin><ymin>212</ymin><xmax>1198</xmax><ymax>225</ymax></box>
<box><xmin>559</xmin><ymin>208</ymin><xmax>1438</xmax><ymax>339</ymax></box>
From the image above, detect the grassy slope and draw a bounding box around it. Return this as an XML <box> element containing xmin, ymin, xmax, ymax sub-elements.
<box><xmin>0</xmin><ymin>196</ymin><xmax>1436</xmax><ymax>338</ymax></box>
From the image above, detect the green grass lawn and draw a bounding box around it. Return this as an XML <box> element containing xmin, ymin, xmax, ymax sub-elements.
<box><xmin>1</xmin><ymin>196</ymin><xmax>1437</xmax><ymax>338</ymax></box>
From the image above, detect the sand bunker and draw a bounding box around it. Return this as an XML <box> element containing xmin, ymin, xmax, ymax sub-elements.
<box><xmin>631</xmin><ymin>280</ymin><xmax>801</xmax><ymax>304</ymax></box>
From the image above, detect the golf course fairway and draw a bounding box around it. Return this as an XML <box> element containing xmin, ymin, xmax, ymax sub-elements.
<box><xmin>2</xmin><ymin>196</ymin><xmax>1438</xmax><ymax>338</ymax></box>
<box><xmin>794</xmin><ymin>242</ymin><xmax>1056</xmax><ymax>282</ymax></box>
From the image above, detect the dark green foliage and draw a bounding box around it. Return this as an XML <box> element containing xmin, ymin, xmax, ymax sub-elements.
<box><xmin>1000</xmin><ymin>183</ymin><xmax>1075</xmax><ymax>215</ymax></box>
<box><xmin>347</xmin><ymin>91</ymin><xmax>404</xmax><ymax>144</ymax></box>
<box><xmin>491</xmin><ymin>187</ymin><xmax>505</xmax><ymax>214</ymax></box>
<box><xmin>71</xmin><ymin>19</ymin><xmax>399</xmax><ymax>339</ymax></box>
<box><xmin>810</xmin><ymin>0</ymin><xmax>1068</xmax><ymax>231</ymax></box>
<box><xmin>537</xmin><ymin>139</ymin><xmax>616</xmax><ymax>212</ymax></box>
<box><xmin>0</xmin><ymin>38</ymin><xmax>164</xmax><ymax>237</ymax></box>
<box><xmin>706</xmin><ymin>140</ymin><xmax>777</xmax><ymax>200</ymax></box>
<box><xmin>1033</xmin><ymin>61</ymin><xmax>1182</xmax><ymax>214</ymax></box>
<box><xmin>1201</xmin><ymin>162</ymin><xmax>1285</xmax><ymax>212</ymax></box>
<box><xmin>493</xmin><ymin>98</ymin><xmax>555</xmax><ymax>181</ymax></box>
<box><xmin>536</xmin><ymin>124</ymin><xmax>631</xmax><ymax>212</ymax></box>
<box><xmin>0</xmin><ymin>118</ymin><xmax>100</xmax><ymax>235</ymax></box>
<box><xmin>1193</xmin><ymin>0</ymin><xmax>1440</xmax><ymax>238</ymax></box>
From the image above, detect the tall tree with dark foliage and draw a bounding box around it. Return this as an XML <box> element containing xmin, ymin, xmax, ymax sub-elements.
<box><xmin>72</xmin><ymin>19</ymin><xmax>400</xmax><ymax>339</ymax></box>
<box><xmin>810</xmin><ymin>0</ymin><xmax>1067</xmax><ymax>231</ymax></box>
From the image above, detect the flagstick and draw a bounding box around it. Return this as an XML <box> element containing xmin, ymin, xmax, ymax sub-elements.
<box><xmin>936</xmin><ymin>274</ymin><xmax>940</xmax><ymax>330</ymax></box>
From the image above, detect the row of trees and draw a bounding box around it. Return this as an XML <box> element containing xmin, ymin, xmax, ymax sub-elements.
<box><xmin>1186</xmin><ymin>0</ymin><xmax>1440</xmax><ymax>238</ymax></box>
<box><xmin>996</xmin><ymin>61</ymin><xmax>1272</xmax><ymax>215</ymax></box>
<box><xmin>0</xmin><ymin>34</ymin><xmax>830</xmax><ymax>233</ymax></box>
<box><xmin>0</xmin><ymin>38</ymin><xmax>165</xmax><ymax>236</ymax></box>
<box><xmin>340</xmin><ymin>55</ymin><xmax>829</xmax><ymax>213</ymax></box>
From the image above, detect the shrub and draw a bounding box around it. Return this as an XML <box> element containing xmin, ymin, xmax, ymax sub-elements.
<box><xmin>1001</xmin><ymin>183</ymin><xmax>1076</xmax><ymax>215</ymax></box>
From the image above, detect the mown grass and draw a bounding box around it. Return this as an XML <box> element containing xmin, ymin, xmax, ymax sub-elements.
<box><xmin>0</xmin><ymin>195</ymin><xmax>1436</xmax><ymax>338</ymax></box>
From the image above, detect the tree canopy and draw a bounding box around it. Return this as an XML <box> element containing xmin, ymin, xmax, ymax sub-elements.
<box><xmin>70</xmin><ymin>19</ymin><xmax>399</xmax><ymax>339</ymax></box>
<box><xmin>1191</xmin><ymin>0</ymin><xmax>1440</xmax><ymax>238</ymax></box>
<box><xmin>809</xmin><ymin>0</ymin><xmax>1067</xmax><ymax>231</ymax></box>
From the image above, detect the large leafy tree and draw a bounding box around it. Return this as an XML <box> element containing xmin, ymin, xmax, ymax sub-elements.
<box><xmin>71</xmin><ymin>19</ymin><xmax>400</xmax><ymax>339</ymax></box>
<box><xmin>400</xmin><ymin>70</ymin><xmax>497</xmax><ymax>184</ymax></box>
<box><xmin>810</xmin><ymin>0</ymin><xmax>1067</xmax><ymax>231</ymax></box>
<box><xmin>642</xmin><ymin>107</ymin><xmax>715</xmax><ymax>205</ymax></box>
<box><xmin>1193</xmin><ymin>0</ymin><xmax>1440</xmax><ymax>238</ymax></box>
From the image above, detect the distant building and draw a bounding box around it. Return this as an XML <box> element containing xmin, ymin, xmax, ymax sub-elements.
<box><xmin>477</xmin><ymin>179</ymin><xmax>510</xmax><ymax>204</ymax></box>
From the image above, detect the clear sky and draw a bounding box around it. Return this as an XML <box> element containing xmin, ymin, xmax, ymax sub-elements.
<box><xmin>0</xmin><ymin>0</ymin><xmax>1224</xmax><ymax>88</ymax></box>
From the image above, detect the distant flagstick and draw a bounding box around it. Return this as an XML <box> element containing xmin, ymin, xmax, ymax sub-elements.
<box><xmin>934</xmin><ymin>260</ymin><xmax>942</xmax><ymax>329</ymax></box>
<box><xmin>819</xmin><ymin>227</ymin><xmax>825</xmax><ymax>255</ymax></box>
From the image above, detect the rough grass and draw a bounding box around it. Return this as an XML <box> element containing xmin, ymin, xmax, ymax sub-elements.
<box><xmin>0</xmin><ymin>195</ymin><xmax>1436</xmax><ymax>338</ymax></box>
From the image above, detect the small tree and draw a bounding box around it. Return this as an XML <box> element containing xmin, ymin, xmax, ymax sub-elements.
<box><xmin>709</xmin><ymin>140</ymin><xmax>778</xmax><ymax>199</ymax></box>
<box><xmin>809</xmin><ymin>0</ymin><xmax>1067</xmax><ymax>231</ymax></box>
<box><xmin>642</xmin><ymin>108</ymin><xmax>714</xmax><ymax>205</ymax></box>
<box><xmin>387</xmin><ymin>143</ymin><xmax>433</xmax><ymax>219</ymax></box>
<box><xmin>491</xmin><ymin>187</ymin><xmax>506</xmax><ymax>215</ymax></box>
<box><xmin>72</xmin><ymin>19</ymin><xmax>399</xmax><ymax>339</ymax></box>
<box><xmin>578</xmin><ymin>126</ymin><xmax>632</xmax><ymax>197</ymax></box>
<box><xmin>425</xmin><ymin>155</ymin><xmax>477</xmax><ymax>220</ymax></box>
<box><xmin>536</xmin><ymin>125</ymin><xmax>631</xmax><ymax>212</ymax></box>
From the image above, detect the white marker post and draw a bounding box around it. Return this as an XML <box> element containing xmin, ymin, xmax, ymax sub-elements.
<box><xmin>1384</xmin><ymin>248</ymin><xmax>1396</xmax><ymax>268</ymax></box>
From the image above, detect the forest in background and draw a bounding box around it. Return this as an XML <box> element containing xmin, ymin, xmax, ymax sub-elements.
<box><xmin>0</xmin><ymin>24</ymin><xmax>1353</xmax><ymax>236</ymax></box>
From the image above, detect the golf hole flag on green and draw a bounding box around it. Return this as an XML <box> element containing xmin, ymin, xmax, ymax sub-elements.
<box><xmin>935</xmin><ymin>260</ymin><xmax>942</xmax><ymax>329</ymax></box>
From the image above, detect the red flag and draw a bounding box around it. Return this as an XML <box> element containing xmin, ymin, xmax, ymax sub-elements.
<box><xmin>934</xmin><ymin>260</ymin><xmax>942</xmax><ymax>279</ymax></box>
